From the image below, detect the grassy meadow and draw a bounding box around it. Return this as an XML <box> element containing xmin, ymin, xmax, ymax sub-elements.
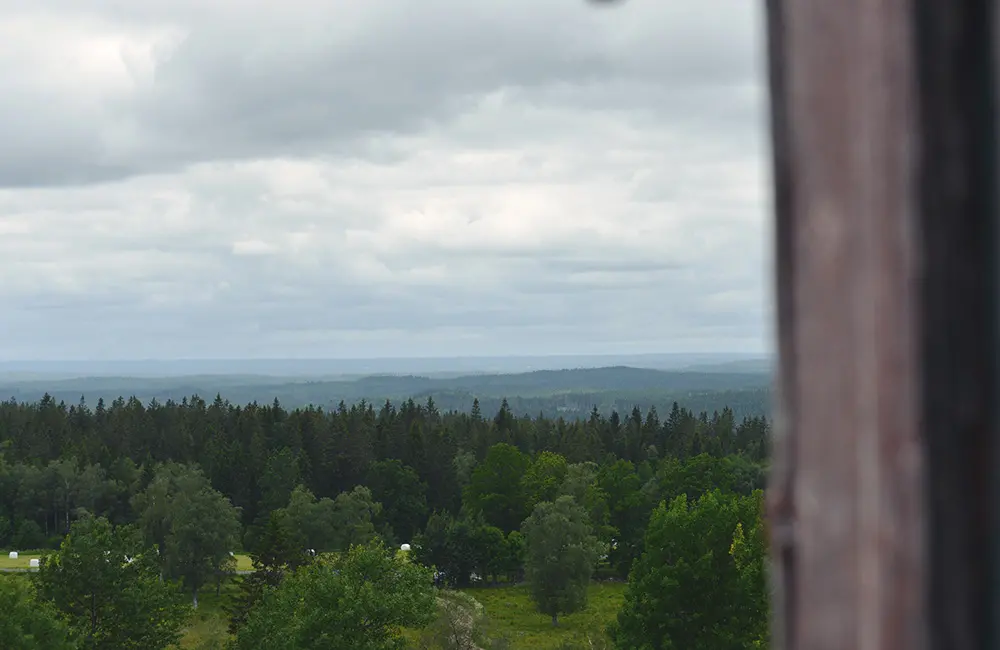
<box><xmin>178</xmin><ymin>581</ymin><xmax>627</xmax><ymax>649</ymax></box>
<box><xmin>463</xmin><ymin>583</ymin><xmax>626</xmax><ymax>649</ymax></box>
<box><xmin>3</xmin><ymin>549</ymin><xmax>627</xmax><ymax>649</ymax></box>
<box><xmin>0</xmin><ymin>551</ymin><xmax>255</xmax><ymax>573</ymax></box>
<box><xmin>0</xmin><ymin>549</ymin><xmax>44</xmax><ymax>570</ymax></box>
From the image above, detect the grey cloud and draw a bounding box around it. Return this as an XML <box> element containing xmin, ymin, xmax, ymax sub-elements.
<box><xmin>0</xmin><ymin>0</ymin><xmax>770</xmax><ymax>360</ymax></box>
<box><xmin>0</xmin><ymin>0</ymin><xmax>762</xmax><ymax>187</ymax></box>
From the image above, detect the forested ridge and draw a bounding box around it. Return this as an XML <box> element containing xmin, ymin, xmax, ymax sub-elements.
<box><xmin>0</xmin><ymin>366</ymin><xmax>772</xmax><ymax>419</ymax></box>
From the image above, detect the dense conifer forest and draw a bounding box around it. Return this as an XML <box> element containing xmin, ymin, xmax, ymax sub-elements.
<box><xmin>1</xmin><ymin>389</ymin><xmax>771</xmax><ymax>649</ymax></box>
<box><xmin>0</xmin><ymin>392</ymin><xmax>768</xmax><ymax>549</ymax></box>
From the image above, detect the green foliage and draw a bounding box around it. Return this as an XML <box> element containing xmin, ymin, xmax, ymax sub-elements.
<box><xmin>558</xmin><ymin>462</ymin><xmax>613</xmax><ymax>556</ymax></box>
<box><xmin>462</xmin><ymin>583</ymin><xmax>625</xmax><ymax>650</ymax></box>
<box><xmin>412</xmin><ymin>512</ymin><xmax>525</xmax><ymax>587</ymax></box>
<box><xmin>522</xmin><ymin>496</ymin><xmax>603</xmax><ymax>626</ymax></box>
<box><xmin>367</xmin><ymin>459</ymin><xmax>429</xmax><ymax>543</ymax></box>
<box><xmin>132</xmin><ymin>463</ymin><xmax>242</xmax><ymax>607</ymax></box>
<box><xmin>232</xmin><ymin>540</ymin><xmax>436</xmax><ymax>650</ymax></box>
<box><xmin>227</xmin><ymin>502</ymin><xmax>319</xmax><ymax>635</ymax></box>
<box><xmin>610</xmin><ymin>490</ymin><xmax>768</xmax><ymax>650</ymax></box>
<box><xmin>257</xmin><ymin>447</ymin><xmax>301</xmax><ymax>515</ymax></box>
<box><xmin>35</xmin><ymin>515</ymin><xmax>189</xmax><ymax>650</ymax></box>
<box><xmin>332</xmin><ymin>485</ymin><xmax>383</xmax><ymax>549</ymax></box>
<box><xmin>728</xmin><ymin>518</ymin><xmax>770</xmax><ymax>648</ymax></box>
<box><xmin>655</xmin><ymin>453</ymin><xmax>765</xmax><ymax>504</ymax></box>
<box><xmin>277</xmin><ymin>485</ymin><xmax>328</xmax><ymax>551</ymax></box>
<box><xmin>464</xmin><ymin>444</ymin><xmax>530</xmax><ymax>533</ymax></box>
<box><xmin>0</xmin><ymin>575</ymin><xmax>77</xmax><ymax>650</ymax></box>
<box><xmin>0</xmin><ymin>389</ymin><xmax>772</xmax><ymax>650</ymax></box>
<box><xmin>521</xmin><ymin>452</ymin><xmax>569</xmax><ymax>511</ymax></box>
<box><xmin>166</xmin><ymin>485</ymin><xmax>241</xmax><ymax>607</ymax></box>
<box><xmin>13</xmin><ymin>518</ymin><xmax>47</xmax><ymax>549</ymax></box>
<box><xmin>595</xmin><ymin>461</ymin><xmax>648</xmax><ymax>577</ymax></box>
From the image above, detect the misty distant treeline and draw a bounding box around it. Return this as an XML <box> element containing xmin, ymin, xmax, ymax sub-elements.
<box><xmin>0</xmin><ymin>366</ymin><xmax>772</xmax><ymax>420</ymax></box>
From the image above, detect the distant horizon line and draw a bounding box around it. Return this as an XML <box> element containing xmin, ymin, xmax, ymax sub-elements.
<box><xmin>1</xmin><ymin>352</ymin><xmax>772</xmax><ymax>364</ymax></box>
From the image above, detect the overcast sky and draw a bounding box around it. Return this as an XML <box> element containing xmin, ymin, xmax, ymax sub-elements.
<box><xmin>0</xmin><ymin>0</ymin><xmax>772</xmax><ymax>361</ymax></box>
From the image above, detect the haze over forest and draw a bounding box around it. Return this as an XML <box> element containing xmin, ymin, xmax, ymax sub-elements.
<box><xmin>1</xmin><ymin>354</ymin><xmax>775</xmax><ymax>420</ymax></box>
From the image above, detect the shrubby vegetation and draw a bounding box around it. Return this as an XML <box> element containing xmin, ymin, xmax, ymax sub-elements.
<box><xmin>0</xmin><ymin>574</ymin><xmax>76</xmax><ymax>650</ymax></box>
<box><xmin>36</xmin><ymin>515</ymin><xmax>190</xmax><ymax>649</ymax></box>
<box><xmin>232</xmin><ymin>541</ymin><xmax>437</xmax><ymax>650</ymax></box>
<box><xmin>0</xmin><ymin>392</ymin><xmax>771</xmax><ymax>648</ymax></box>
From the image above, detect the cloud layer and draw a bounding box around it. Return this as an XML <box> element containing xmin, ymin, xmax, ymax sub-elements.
<box><xmin>0</xmin><ymin>0</ymin><xmax>772</xmax><ymax>360</ymax></box>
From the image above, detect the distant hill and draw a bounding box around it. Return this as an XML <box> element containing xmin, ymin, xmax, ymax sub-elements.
<box><xmin>679</xmin><ymin>358</ymin><xmax>775</xmax><ymax>374</ymax></box>
<box><xmin>0</xmin><ymin>366</ymin><xmax>773</xmax><ymax>420</ymax></box>
<box><xmin>0</xmin><ymin>353</ymin><xmax>771</xmax><ymax>379</ymax></box>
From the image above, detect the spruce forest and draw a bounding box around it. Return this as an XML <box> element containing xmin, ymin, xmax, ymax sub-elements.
<box><xmin>0</xmin><ymin>388</ymin><xmax>771</xmax><ymax>649</ymax></box>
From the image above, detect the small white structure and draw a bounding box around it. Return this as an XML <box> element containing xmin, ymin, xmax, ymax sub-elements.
<box><xmin>8</xmin><ymin>551</ymin><xmax>17</xmax><ymax>560</ymax></box>
<box><xmin>400</xmin><ymin>543</ymin><xmax>411</xmax><ymax>552</ymax></box>
<box><xmin>29</xmin><ymin>559</ymin><xmax>39</xmax><ymax>568</ymax></box>
<box><xmin>229</xmin><ymin>551</ymin><xmax>235</xmax><ymax>557</ymax></box>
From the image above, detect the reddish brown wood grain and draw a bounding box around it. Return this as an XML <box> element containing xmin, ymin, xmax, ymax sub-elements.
<box><xmin>767</xmin><ymin>0</ymin><xmax>1000</xmax><ymax>647</ymax></box>
<box><xmin>764</xmin><ymin>0</ymin><xmax>926</xmax><ymax>648</ymax></box>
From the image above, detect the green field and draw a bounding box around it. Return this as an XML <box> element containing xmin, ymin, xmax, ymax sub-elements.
<box><xmin>0</xmin><ymin>551</ymin><xmax>254</xmax><ymax>573</ymax></box>
<box><xmin>0</xmin><ymin>550</ymin><xmax>44</xmax><ymax>570</ymax></box>
<box><xmin>178</xmin><ymin>581</ymin><xmax>626</xmax><ymax>649</ymax></box>
<box><xmin>465</xmin><ymin>582</ymin><xmax>626</xmax><ymax>649</ymax></box>
<box><xmin>177</xmin><ymin>587</ymin><xmax>236</xmax><ymax>650</ymax></box>
<box><xmin>3</xmin><ymin>553</ymin><xmax>627</xmax><ymax>649</ymax></box>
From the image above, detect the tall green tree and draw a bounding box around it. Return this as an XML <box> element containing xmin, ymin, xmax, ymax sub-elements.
<box><xmin>610</xmin><ymin>490</ymin><xmax>768</xmax><ymax>650</ymax></box>
<box><xmin>331</xmin><ymin>485</ymin><xmax>383</xmax><ymax>550</ymax></box>
<box><xmin>132</xmin><ymin>463</ymin><xmax>241</xmax><ymax>607</ymax></box>
<box><xmin>232</xmin><ymin>540</ymin><xmax>436</xmax><ymax>650</ymax></box>
<box><xmin>227</xmin><ymin>509</ymin><xmax>314</xmax><ymax>635</ymax></box>
<box><xmin>163</xmin><ymin>481</ymin><xmax>242</xmax><ymax>607</ymax></box>
<box><xmin>35</xmin><ymin>515</ymin><xmax>189</xmax><ymax>650</ymax></box>
<box><xmin>0</xmin><ymin>575</ymin><xmax>76</xmax><ymax>650</ymax></box>
<box><xmin>367</xmin><ymin>459</ymin><xmax>429</xmax><ymax>543</ymax></box>
<box><xmin>521</xmin><ymin>451</ymin><xmax>569</xmax><ymax>511</ymax></box>
<box><xmin>522</xmin><ymin>496</ymin><xmax>602</xmax><ymax>626</ymax></box>
<box><xmin>464</xmin><ymin>443</ymin><xmax>530</xmax><ymax>533</ymax></box>
<box><xmin>277</xmin><ymin>484</ymin><xmax>382</xmax><ymax>553</ymax></box>
<box><xmin>595</xmin><ymin>460</ymin><xmax>648</xmax><ymax>577</ymax></box>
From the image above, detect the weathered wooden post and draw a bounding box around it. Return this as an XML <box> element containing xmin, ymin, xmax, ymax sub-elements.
<box><xmin>764</xmin><ymin>1</ymin><xmax>999</xmax><ymax>649</ymax></box>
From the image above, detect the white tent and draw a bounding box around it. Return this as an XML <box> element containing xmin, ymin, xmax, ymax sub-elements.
<box><xmin>29</xmin><ymin>558</ymin><xmax>39</xmax><ymax>568</ymax></box>
<box><xmin>8</xmin><ymin>551</ymin><xmax>17</xmax><ymax>560</ymax></box>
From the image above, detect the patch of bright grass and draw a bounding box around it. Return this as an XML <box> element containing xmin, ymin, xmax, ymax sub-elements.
<box><xmin>0</xmin><ymin>549</ymin><xmax>47</xmax><ymax>571</ymax></box>
<box><xmin>464</xmin><ymin>582</ymin><xmax>626</xmax><ymax>649</ymax></box>
<box><xmin>233</xmin><ymin>554</ymin><xmax>253</xmax><ymax>572</ymax></box>
<box><xmin>175</xmin><ymin>580</ymin><xmax>240</xmax><ymax>649</ymax></box>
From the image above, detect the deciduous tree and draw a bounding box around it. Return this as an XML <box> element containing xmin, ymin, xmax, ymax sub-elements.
<box><xmin>0</xmin><ymin>575</ymin><xmax>76</xmax><ymax>650</ymax></box>
<box><xmin>610</xmin><ymin>490</ymin><xmax>768</xmax><ymax>650</ymax></box>
<box><xmin>232</xmin><ymin>540</ymin><xmax>436</xmax><ymax>650</ymax></box>
<box><xmin>522</xmin><ymin>496</ymin><xmax>602</xmax><ymax>626</ymax></box>
<box><xmin>464</xmin><ymin>443</ymin><xmax>529</xmax><ymax>533</ymax></box>
<box><xmin>35</xmin><ymin>515</ymin><xmax>188</xmax><ymax>650</ymax></box>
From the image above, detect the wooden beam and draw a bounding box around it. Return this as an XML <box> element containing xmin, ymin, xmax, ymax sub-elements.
<box><xmin>914</xmin><ymin>1</ymin><xmax>998</xmax><ymax>648</ymax></box>
<box><xmin>765</xmin><ymin>0</ymin><xmax>999</xmax><ymax>649</ymax></box>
